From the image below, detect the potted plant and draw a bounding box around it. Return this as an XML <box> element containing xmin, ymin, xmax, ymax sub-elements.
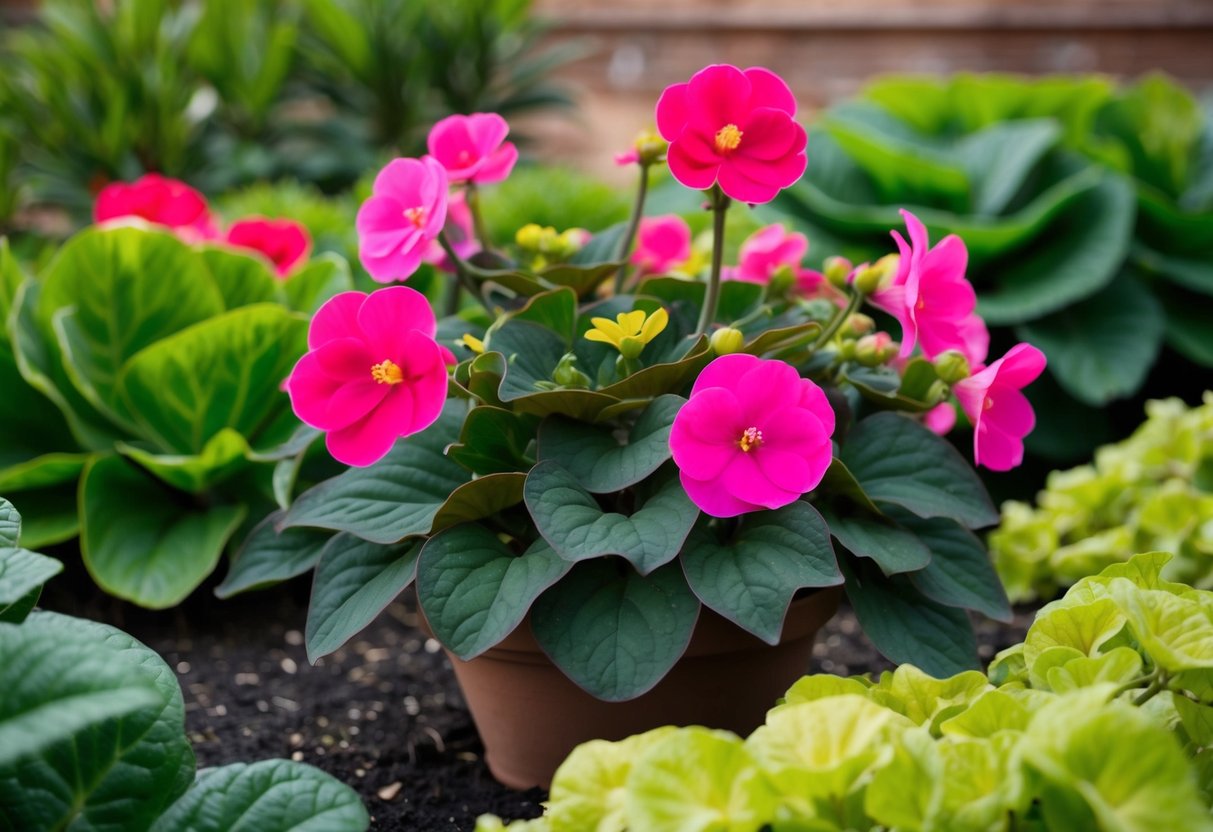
<box><xmin>250</xmin><ymin>65</ymin><xmax>1045</xmax><ymax>789</ymax></box>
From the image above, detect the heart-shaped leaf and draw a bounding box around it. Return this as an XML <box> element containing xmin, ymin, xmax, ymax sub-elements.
<box><xmin>447</xmin><ymin>406</ymin><xmax>538</xmax><ymax>475</ymax></box>
<box><xmin>680</xmin><ymin>503</ymin><xmax>842</xmax><ymax>644</ymax></box>
<box><xmin>215</xmin><ymin>511</ymin><xmax>331</xmax><ymax>599</ymax></box>
<box><xmin>151</xmin><ymin>759</ymin><xmax>369</xmax><ymax>832</ymax></box>
<box><xmin>895</xmin><ymin>511</ymin><xmax>1013</xmax><ymax>622</ymax></box>
<box><xmin>429</xmin><ymin>472</ymin><xmax>527</xmax><ymax>534</ymax></box>
<box><xmin>306</xmin><ymin>533</ymin><xmax>420</xmax><ymax>662</ymax></box>
<box><xmin>525</xmin><ymin>461</ymin><xmax>699</xmax><ymax>574</ymax></box>
<box><xmin>537</xmin><ymin>395</ymin><xmax>684</xmax><ymax>493</ymax></box>
<box><xmin>818</xmin><ymin>504</ymin><xmax>932</xmax><ymax>575</ymax></box>
<box><xmin>531</xmin><ymin>560</ymin><xmax>700</xmax><ymax>701</ymax></box>
<box><xmin>282</xmin><ymin>402</ymin><xmax>470</xmax><ymax>543</ymax></box>
<box><xmin>417</xmin><ymin>524</ymin><xmax>571</xmax><ymax>659</ymax></box>
<box><xmin>80</xmin><ymin>455</ymin><xmax>247</xmax><ymax>608</ymax></box>
<box><xmin>840</xmin><ymin>412</ymin><xmax>998</xmax><ymax>529</ymax></box>
<box><xmin>0</xmin><ymin>611</ymin><xmax>196</xmax><ymax>830</ymax></box>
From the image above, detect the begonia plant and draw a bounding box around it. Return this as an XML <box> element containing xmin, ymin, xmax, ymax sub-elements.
<box><xmin>249</xmin><ymin>65</ymin><xmax>1047</xmax><ymax>696</ymax></box>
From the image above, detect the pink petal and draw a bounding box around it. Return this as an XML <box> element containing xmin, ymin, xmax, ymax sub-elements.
<box><xmin>721</xmin><ymin>451</ymin><xmax>800</xmax><ymax>510</ymax></box>
<box><xmin>687</xmin><ymin>64</ymin><xmax>751</xmax><ymax>131</ymax></box>
<box><xmin>308</xmin><ymin>292</ymin><xmax>367</xmax><ymax>350</ymax></box>
<box><xmin>467</xmin><ymin>113</ymin><xmax>510</xmax><ymax>155</ymax></box>
<box><xmin>953</xmin><ymin>370</ymin><xmax>992</xmax><ymax>424</ymax></box>
<box><xmin>973</xmin><ymin>418</ymin><xmax>1024</xmax><ymax>472</ymax></box>
<box><xmin>987</xmin><ymin>384</ymin><xmax>1035</xmax><ymax>438</ymax></box>
<box><xmin>373</xmin><ymin>158</ymin><xmax>429</xmax><ymax>207</ymax></box>
<box><xmin>287</xmin><ymin>352</ymin><xmax>345</xmax><ymax>429</ymax></box>
<box><xmin>795</xmin><ymin>381</ymin><xmax>836</xmax><ymax>436</ymax></box>
<box><xmin>753</xmin><ymin>447</ymin><xmax>816</xmax><ymax>494</ymax></box>
<box><xmin>313</xmin><ymin>336</ymin><xmax>374</xmax><ymax>378</ymax></box>
<box><xmin>356</xmin><ymin>196</ymin><xmax>410</xmax><ymax>256</ymax></box>
<box><xmin>759</xmin><ymin>406</ymin><xmax>831</xmax><ymax>459</ymax></box>
<box><xmin>427</xmin><ymin>116</ymin><xmax>477</xmax><ymax>174</ymax></box>
<box><xmin>692</xmin><ymin>354</ymin><xmax>762</xmax><ymax>396</ymax></box>
<box><xmin>996</xmin><ymin>343</ymin><xmax>1048</xmax><ymax>389</ymax></box>
<box><xmin>324</xmin><ymin>377</ymin><xmax>391</xmax><ymax>431</ymax></box>
<box><xmin>680</xmin><ymin>471</ymin><xmax>764</xmax><ymax>518</ymax></box>
<box><xmin>736</xmin><ymin>359</ymin><xmax>804</xmax><ymax>420</ymax></box>
<box><xmin>667</xmin><ymin>133</ymin><xmax>722</xmax><ymax>191</ymax></box>
<box><xmin>357</xmin><ymin>286</ymin><xmax>439</xmax><ymax>355</ymax></box>
<box><xmin>325</xmin><ymin>386</ymin><xmax>416</xmax><ymax>467</ymax></box>
<box><xmin>743</xmin><ymin>67</ymin><xmax>797</xmax><ymax>116</ymax></box>
<box><xmin>736</xmin><ymin>109</ymin><xmax>803</xmax><ymax>161</ymax></box>
<box><xmin>717</xmin><ymin>162</ymin><xmax>783</xmax><ymax>205</ymax></box>
<box><xmin>669</xmin><ymin>388</ymin><xmax>745</xmax><ymax>481</ymax></box>
<box><xmin>360</xmin><ymin>239</ymin><xmax>426</xmax><ymax>283</ymax></box>
<box><xmin>473</xmin><ymin>142</ymin><xmax>518</xmax><ymax>184</ymax></box>
<box><xmin>656</xmin><ymin>82</ymin><xmax>691</xmax><ymax>140</ymax></box>
<box><xmin>924</xmin><ymin>402</ymin><xmax>958</xmax><ymax>435</ymax></box>
<box><xmin>900</xmin><ymin>209</ymin><xmax>930</xmax><ymax>264</ymax></box>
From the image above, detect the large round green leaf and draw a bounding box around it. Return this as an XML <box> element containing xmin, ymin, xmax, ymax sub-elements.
<box><xmin>199</xmin><ymin>245</ymin><xmax>280</xmax><ymax>310</ymax></box>
<box><xmin>839</xmin><ymin>412</ymin><xmax>998</xmax><ymax>529</ymax></box>
<box><xmin>305</xmin><ymin>533</ymin><xmax>420</xmax><ymax>662</ymax></box>
<box><xmin>536</xmin><ymin>395</ymin><xmax>683</xmax><ymax>493</ymax></box>
<box><xmin>150</xmin><ymin>759</ymin><xmax>369</xmax><ymax>832</ymax></box>
<box><xmin>80</xmin><ymin>455</ymin><xmax>247</xmax><ymax>608</ymax></box>
<box><xmin>680</xmin><ymin>503</ymin><xmax>842</xmax><ymax>644</ymax></box>
<box><xmin>0</xmin><ymin>611</ymin><xmax>196</xmax><ymax>831</ymax></box>
<box><xmin>524</xmin><ymin>461</ymin><xmax>699</xmax><ymax>575</ymax></box>
<box><xmin>531</xmin><ymin>560</ymin><xmax>700</xmax><ymax>701</ymax></box>
<box><xmin>416</xmin><ymin>524</ymin><xmax>571</xmax><ymax>659</ymax></box>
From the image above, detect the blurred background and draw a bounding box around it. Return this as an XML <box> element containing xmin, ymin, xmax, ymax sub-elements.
<box><xmin>1</xmin><ymin>0</ymin><xmax>1211</xmax><ymax>498</ymax></box>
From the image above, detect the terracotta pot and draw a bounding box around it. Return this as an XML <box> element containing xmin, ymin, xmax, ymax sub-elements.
<box><xmin>429</xmin><ymin>587</ymin><xmax>841</xmax><ymax>790</ymax></box>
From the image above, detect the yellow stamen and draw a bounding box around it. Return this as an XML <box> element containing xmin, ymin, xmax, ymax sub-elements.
<box><xmin>715</xmin><ymin>123</ymin><xmax>743</xmax><ymax>154</ymax></box>
<box><xmin>371</xmin><ymin>359</ymin><xmax>404</xmax><ymax>385</ymax></box>
<box><xmin>403</xmin><ymin>207</ymin><xmax>427</xmax><ymax>229</ymax></box>
<box><xmin>739</xmin><ymin>426</ymin><xmax>763</xmax><ymax>452</ymax></box>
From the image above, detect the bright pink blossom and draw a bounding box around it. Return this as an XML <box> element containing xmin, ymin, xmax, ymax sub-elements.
<box><xmin>632</xmin><ymin>215</ymin><xmax>692</xmax><ymax>275</ymax></box>
<box><xmin>614</xmin><ymin>149</ymin><xmax>640</xmax><ymax>166</ymax></box>
<box><xmin>870</xmin><ymin>209</ymin><xmax>989</xmax><ymax>366</ymax></box>
<box><xmin>427</xmin><ymin>113</ymin><xmax>518</xmax><ymax>185</ymax></box>
<box><xmin>424</xmin><ymin>190</ymin><xmax>479</xmax><ymax>272</ymax></box>
<box><xmin>670</xmin><ymin>354</ymin><xmax>835</xmax><ymax>517</ymax></box>
<box><xmin>655</xmin><ymin>64</ymin><xmax>807</xmax><ymax>205</ymax></box>
<box><xmin>924</xmin><ymin>402</ymin><xmax>957</xmax><ymax>436</ymax></box>
<box><xmin>953</xmin><ymin>344</ymin><xmax>1046</xmax><ymax>471</ymax></box>
<box><xmin>357</xmin><ymin>157</ymin><xmax>449</xmax><ymax>283</ymax></box>
<box><xmin>286</xmin><ymin>287</ymin><xmax>450</xmax><ymax>467</ymax></box>
<box><xmin>94</xmin><ymin>174</ymin><xmax>218</xmax><ymax>241</ymax></box>
<box><xmin>225</xmin><ymin>216</ymin><xmax>311</xmax><ymax>277</ymax></box>
<box><xmin>732</xmin><ymin>224</ymin><xmax>808</xmax><ymax>284</ymax></box>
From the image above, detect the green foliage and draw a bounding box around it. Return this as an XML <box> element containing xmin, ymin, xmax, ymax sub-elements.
<box><xmin>480</xmin><ymin>166</ymin><xmax>631</xmax><ymax>243</ymax></box>
<box><xmin>772</xmin><ymin>72</ymin><xmax>1213</xmax><ymax>463</ymax></box>
<box><xmin>991</xmin><ymin>393</ymin><xmax>1213</xmax><ymax>602</ymax></box>
<box><xmin>0</xmin><ymin>497</ymin><xmax>369</xmax><ymax>832</ymax></box>
<box><xmin>0</xmin><ymin>225</ymin><xmax>352</xmax><ymax>606</ymax></box>
<box><xmin>476</xmin><ymin>556</ymin><xmax>1213</xmax><ymax>832</ymax></box>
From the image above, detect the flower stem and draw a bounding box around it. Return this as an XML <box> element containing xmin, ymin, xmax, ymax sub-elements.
<box><xmin>464</xmin><ymin>182</ymin><xmax>494</xmax><ymax>253</ymax></box>
<box><xmin>812</xmin><ymin>287</ymin><xmax>863</xmax><ymax>350</ymax></box>
<box><xmin>695</xmin><ymin>188</ymin><xmax>731</xmax><ymax>337</ymax></box>
<box><xmin>437</xmin><ymin>231</ymin><xmax>492</xmax><ymax>313</ymax></box>
<box><xmin>1132</xmin><ymin>672</ymin><xmax>1169</xmax><ymax>706</ymax></box>
<box><xmin>613</xmin><ymin>163</ymin><xmax>651</xmax><ymax>295</ymax></box>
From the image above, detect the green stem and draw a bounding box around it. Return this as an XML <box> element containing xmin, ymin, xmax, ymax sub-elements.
<box><xmin>1133</xmin><ymin>672</ymin><xmax>1169</xmax><ymax>706</ymax></box>
<box><xmin>1110</xmin><ymin>672</ymin><xmax>1159</xmax><ymax>700</ymax></box>
<box><xmin>812</xmin><ymin>288</ymin><xmax>863</xmax><ymax>350</ymax></box>
<box><xmin>613</xmin><ymin>163</ymin><xmax>651</xmax><ymax>295</ymax></box>
<box><xmin>443</xmin><ymin>282</ymin><xmax>462</xmax><ymax>317</ymax></box>
<box><xmin>464</xmin><ymin>182</ymin><xmax>494</xmax><ymax>253</ymax></box>
<box><xmin>695</xmin><ymin>188</ymin><xmax>731</xmax><ymax>337</ymax></box>
<box><xmin>437</xmin><ymin>231</ymin><xmax>492</xmax><ymax>313</ymax></box>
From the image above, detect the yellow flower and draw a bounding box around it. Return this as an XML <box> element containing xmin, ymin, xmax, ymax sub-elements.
<box><xmin>456</xmin><ymin>333</ymin><xmax>485</xmax><ymax>354</ymax></box>
<box><xmin>584</xmin><ymin>307</ymin><xmax>669</xmax><ymax>360</ymax></box>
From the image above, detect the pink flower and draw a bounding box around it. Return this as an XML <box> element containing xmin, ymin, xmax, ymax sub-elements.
<box><xmin>953</xmin><ymin>344</ymin><xmax>1046</xmax><ymax>471</ymax></box>
<box><xmin>924</xmin><ymin>402</ymin><xmax>957</xmax><ymax>436</ymax></box>
<box><xmin>286</xmin><ymin>287</ymin><xmax>451</xmax><ymax>467</ymax></box>
<box><xmin>614</xmin><ymin>149</ymin><xmax>640</xmax><ymax>166</ymax></box>
<box><xmin>94</xmin><ymin>174</ymin><xmax>218</xmax><ymax>241</ymax></box>
<box><xmin>424</xmin><ymin>190</ymin><xmax>479</xmax><ymax>273</ymax></box>
<box><xmin>670</xmin><ymin>354</ymin><xmax>835</xmax><ymax>517</ymax></box>
<box><xmin>632</xmin><ymin>215</ymin><xmax>692</xmax><ymax>275</ymax></box>
<box><xmin>225</xmin><ymin>216</ymin><xmax>312</xmax><ymax>277</ymax></box>
<box><xmin>655</xmin><ymin>64</ymin><xmax>807</xmax><ymax>205</ymax></box>
<box><xmin>357</xmin><ymin>157</ymin><xmax>449</xmax><ymax>283</ymax></box>
<box><xmin>870</xmin><ymin>209</ymin><xmax>988</xmax><ymax>366</ymax></box>
<box><xmin>732</xmin><ymin>224</ymin><xmax>808</xmax><ymax>284</ymax></box>
<box><xmin>427</xmin><ymin>113</ymin><xmax>518</xmax><ymax>185</ymax></box>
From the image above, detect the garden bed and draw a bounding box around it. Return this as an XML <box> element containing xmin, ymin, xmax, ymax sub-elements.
<box><xmin>41</xmin><ymin>559</ymin><xmax>1033</xmax><ymax>832</ymax></box>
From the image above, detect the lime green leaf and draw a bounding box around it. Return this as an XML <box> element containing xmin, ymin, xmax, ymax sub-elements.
<box><xmin>1023</xmin><ymin>597</ymin><xmax>1127</xmax><ymax>667</ymax></box>
<box><xmin>150</xmin><ymin>759</ymin><xmax>369</xmax><ymax>832</ymax></box>
<box><xmin>283</xmin><ymin>253</ymin><xmax>355</xmax><ymax>315</ymax></box>
<box><xmin>305</xmin><ymin>533</ymin><xmax>420</xmax><ymax>662</ymax></box>
<box><xmin>1110</xmin><ymin>580</ymin><xmax>1213</xmax><ymax>673</ymax></box>
<box><xmin>867</xmin><ymin>664</ymin><xmax>991</xmax><ymax>728</ymax></box>
<box><xmin>0</xmin><ymin>452</ymin><xmax>88</xmax><ymax>493</ymax></box>
<box><xmin>199</xmin><ymin>245</ymin><xmax>280</xmax><ymax>310</ymax></box>
<box><xmin>840</xmin><ymin>411</ymin><xmax>998</xmax><ymax>529</ymax></box>
<box><xmin>282</xmin><ymin>402</ymin><xmax>469</xmax><ymax>543</ymax></box>
<box><xmin>214</xmin><ymin>511</ymin><xmax>330</xmax><ymax>599</ymax></box>
<box><xmin>624</xmin><ymin>728</ymin><xmax>776</xmax><ymax>832</ymax></box>
<box><xmin>780</xmin><ymin>674</ymin><xmax>872</xmax><ymax>708</ymax></box>
<box><xmin>1174</xmin><ymin>694</ymin><xmax>1213</xmax><ymax>748</ymax></box>
<box><xmin>117</xmin><ymin>429</ymin><xmax>253</xmax><ymax>494</ymax></box>
<box><xmin>818</xmin><ymin>505</ymin><xmax>931</xmax><ymax>575</ymax></box>
<box><xmin>537</xmin><ymin>395</ymin><xmax>683</xmax><ymax>493</ymax></box>
<box><xmin>0</xmin><ymin>611</ymin><xmax>195</xmax><ymax>830</ymax></box>
<box><xmin>80</xmin><ymin>455</ymin><xmax>247</xmax><ymax>608</ymax></box>
<box><xmin>1045</xmin><ymin>646</ymin><xmax>1144</xmax><ymax>693</ymax></box>
<box><xmin>940</xmin><ymin>689</ymin><xmax>1032</xmax><ymax>738</ymax></box>
<box><xmin>118</xmin><ymin>304</ymin><xmax>306</xmax><ymax>454</ymax></box>
<box><xmin>681</xmin><ymin>503</ymin><xmax>842</xmax><ymax>644</ymax></box>
<box><xmin>417</xmin><ymin>524</ymin><xmax>571</xmax><ymax>659</ymax></box>
<box><xmin>530</xmin><ymin>560</ymin><xmax>699</xmax><ymax>701</ymax></box>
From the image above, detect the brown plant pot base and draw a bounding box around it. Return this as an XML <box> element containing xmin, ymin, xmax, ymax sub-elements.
<box><xmin>431</xmin><ymin>587</ymin><xmax>842</xmax><ymax>790</ymax></box>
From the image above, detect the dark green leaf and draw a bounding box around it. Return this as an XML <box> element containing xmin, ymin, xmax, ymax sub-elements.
<box><xmin>306</xmin><ymin>533</ymin><xmax>420</xmax><ymax>662</ymax></box>
<box><xmin>530</xmin><ymin>560</ymin><xmax>700</xmax><ymax>701</ymax></box>
<box><xmin>959</xmin><ymin>119</ymin><xmax>1061</xmax><ymax>216</ymax></box>
<box><xmin>0</xmin><ymin>545</ymin><xmax>62</xmax><ymax>617</ymax></box>
<box><xmin>215</xmin><ymin>511</ymin><xmax>331</xmax><ymax>599</ymax></box>
<box><xmin>0</xmin><ymin>452</ymin><xmax>88</xmax><ymax>493</ymax></box>
<box><xmin>1158</xmin><ymin>284</ymin><xmax>1213</xmax><ymax>367</ymax></box>
<box><xmin>818</xmin><ymin>458</ymin><xmax>883</xmax><ymax>515</ymax></box>
<box><xmin>894</xmin><ymin>512</ymin><xmax>1012</xmax><ymax>622</ymax></box>
<box><xmin>680</xmin><ymin>503</ymin><xmax>841</xmax><ymax>644</ymax></box>
<box><xmin>417</xmin><ymin>524</ymin><xmax>571</xmax><ymax>659</ymax></box>
<box><xmin>447</xmin><ymin>406</ymin><xmax>538</xmax><ymax>475</ymax></box>
<box><xmin>525</xmin><ymin>462</ymin><xmax>699</xmax><ymax>574</ymax></box>
<box><xmin>818</xmin><ymin>504</ymin><xmax>932</xmax><ymax>575</ymax></box>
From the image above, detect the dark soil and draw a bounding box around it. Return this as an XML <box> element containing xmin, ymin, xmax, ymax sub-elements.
<box><xmin>40</xmin><ymin>561</ymin><xmax>1034</xmax><ymax>832</ymax></box>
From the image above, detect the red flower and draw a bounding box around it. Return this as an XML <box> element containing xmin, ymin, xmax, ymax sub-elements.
<box><xmin>94</xmin><ymin>174</ymin><xmax>217</xmax><ymax>241</ymax></box>
<box><xmin>225</xmin><ymin>217</ymin><xmax>312</xmax><ymax>277</ymax></box>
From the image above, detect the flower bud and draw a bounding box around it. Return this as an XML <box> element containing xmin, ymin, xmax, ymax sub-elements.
<box><xmin>635</xmin><ymin>130</ymin><xmax>668</xmax><ymax>166</ymax></box>
<box><xmin>822</xmin><ymin>256</ymin><xmax>854</xmax><ymax>290</ymax></box>
<box><xmin>933</xmin><ymin>350</ymin><xmax>971</xmax><ymax>385</ymax></box>
<box><xmin>854</xmin><ymin>332</ymin><xmax>898</xmax><ymax>366</ymax></box>
<box><xmin>515</xmin><ymin>223</ymin><xmax>548</xmax><ymax>251</ymax></box>
<box><xmin>710</xmin><ymin>327</ymin><xmax>746</xmax><ymax>356</ymax></box>
<box><xmin>852</xmin><ymin>254</ymin><xmax>898</xmax><ymax>296</ymax></box>
<box><xmin>925</xmin><ymin>379</ymin><xmax>951</xmax><ymax>406</ymax></box>
<box><xmin>841</xmin><ymin>313</ymin><xmax>875</xmax><ymax>338</ymax></box>
<box><xmin>552</xmin><ymin>353</ymin><xmax>591</xmax><ymax>388</ymax></box>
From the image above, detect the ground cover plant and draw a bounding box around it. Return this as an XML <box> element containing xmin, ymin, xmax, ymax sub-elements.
<box><xmin>0</xmin><ymin>495</ymin><xmax>370</xmax><ymax>831</ymax></box>
<box><xmin>475</xmin><ymin>551</ymin><xmax>1213</xmax><ymax>832</ymax></box>
<box><xmin>993</xmin><ymin>392</ymin><xmax>1213</xmax><ymax>602</ymax></box>
<box><xmin>230</xmin><ymin>64</ymin><xmax>1050</xmax><ymax>700</ymax></box>
<box><xmin>773</xmin><ymin>72</ymin><xmax>1213</xmax><ymax>465</ymax></box>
